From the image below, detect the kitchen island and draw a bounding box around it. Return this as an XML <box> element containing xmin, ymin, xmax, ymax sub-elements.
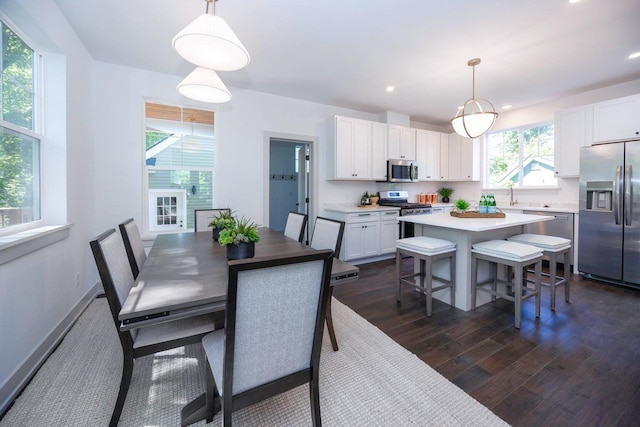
<box><xmin>399</xmin><ymin>213</ymin><xmax>553</xmax><ymax>311</ymax></box>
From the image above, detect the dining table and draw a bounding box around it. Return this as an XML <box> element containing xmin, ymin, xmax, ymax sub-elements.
<box><xmin>119</xmin><ymin>227</ymin><xmax>359</xmax><ymax>331</ymax></box>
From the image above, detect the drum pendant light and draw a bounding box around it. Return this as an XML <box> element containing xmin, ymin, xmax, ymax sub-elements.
<box><xmin>451</xmin><ymin>58</ymin><xmax>498</xmax><ymax>139</ymax></box>
<box><xmin>172</xmin><ymin>0</ymin><xmax>250</xmax><ymax>71</ymax></box>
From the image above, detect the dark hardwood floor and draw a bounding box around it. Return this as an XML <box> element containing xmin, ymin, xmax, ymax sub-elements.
<box><xmin>332</xmin><ymin>258</ymin><xmax>640</xmax><ymax>427</ymax></box>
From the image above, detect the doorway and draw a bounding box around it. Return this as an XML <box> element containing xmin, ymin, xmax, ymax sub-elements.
<box><xmin>268</xmin><ymin>137</ymin><xmax>312</xmax><ymax>243</ymax></box>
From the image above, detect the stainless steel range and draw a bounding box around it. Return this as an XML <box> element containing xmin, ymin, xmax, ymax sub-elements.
<box><xmin>378</xmin><ymin>190</ymin><xmax>432</xmax><ymax>238</ymax></box>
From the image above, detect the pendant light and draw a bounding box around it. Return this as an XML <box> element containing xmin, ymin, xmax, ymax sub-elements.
<box><xmin>177</xmin><ymin>67</ymin><xmax>232</xmax><ymax>103</ymax></box>
<box><xmin>451</xmin><ymin>58</ymin><xmax>498</xmax><ymax>139</ymax></box>
<box><xmin>172</xmin><ymin>0</ymin><xmax>250</xmax><ymax>72</ymax></box>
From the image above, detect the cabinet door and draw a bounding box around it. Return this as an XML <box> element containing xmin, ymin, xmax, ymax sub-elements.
<box><xmin>345</xmin><ymin>221</ymin><xmax>379</xmax><ymax>259</ymax></box>
<box><xmin>334</xmin><ymin>116</ymin><xmax>371</xmax><ymax>179</ymax></box>
<box><xmin>447</xmin><ymin>134</ymin><xmax>479</xmax><ymax>181</ymax></box>
<box><xmin>447</xmin><ymin>134</ymin><xmax>462</xmax><ymax>180</ymax></box>
<box><xmin>416</xmin><ymin>130</ymin><xmax>441</xmax><ymax>181</ymax></box>
<box><xmin>439</xmin><ymin>134</ymin><xmax>449</xmax><ymax>180</ymax></box>
<box><xmin>352</xmin><ymin>119</ymin><xmax>372</xmax><ymax>179</ymax></box>
<box><xmin>554</xmin><ymin>106</ymin><xmax>588</xmax><ymax>177</ymax></box>
<box><xmin>388</xmin><ymin>125</ymin><xmax>416</xmax><ymax>160</ymax></box>
<box><xmin>371</xmin><ymin>122</ymin><xmax>388</xmax><ymax>181</ymax></box>
<box><xmin>379</xmin><ymin>211</ymin><xmax>400</xmax><ymax>253</ymax></box>
<box><xmin>593</xmin><ymin>95</ymin><xmax>640</xmax><ymax>143</ymax></box>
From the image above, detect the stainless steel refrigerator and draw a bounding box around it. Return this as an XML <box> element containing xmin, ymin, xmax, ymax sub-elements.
<box><xmin>578</xmin><ymin>141</ymin><xmax>640</xmax><ymax>287</ymax></box>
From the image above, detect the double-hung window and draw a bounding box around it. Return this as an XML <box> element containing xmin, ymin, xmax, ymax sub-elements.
<box><xmin>0</xmin><ymin>19</ymin><xmax>41</xmax><ymax>233</ymax></box>
<box><xmin>485</xmin><ymin>123</ymin><xmax>556</xmax><ymax>188</ymax></box>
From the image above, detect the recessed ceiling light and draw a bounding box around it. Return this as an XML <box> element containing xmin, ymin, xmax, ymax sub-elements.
<box><xmin>502</xmin><ymin>104</ymin><xmax>513</xmax><ymax>110</ymax></box>
<box><xmin>629</xmin><ymin>52</ymin><xmax>640</xmax><ymax>59</ymax></box>
<box><xmin>386</xmin><ymin>86</ymin><xmax>395</xmax><ymax>93</ymax></box>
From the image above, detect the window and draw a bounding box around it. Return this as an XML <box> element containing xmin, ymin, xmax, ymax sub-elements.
<box><xmin>144</xmin><ymin>103</ymin><xmax>215</xmax><ymax>233</ymax></box>
<box><xmin>0</xmin><ymin>20</ymin><xmax>41</xmax><ymax>232</ymax></box>
<box><xmin>485</xmin><ymin>123</ymin><xmax>556</xmax><ymax>188</ymax></box>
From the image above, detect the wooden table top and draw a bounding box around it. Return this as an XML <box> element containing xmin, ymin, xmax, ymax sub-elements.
<box><xmin>119</xmin><ymin>228</ymin><xmax>358</xmax><ymax>326</ymax></box>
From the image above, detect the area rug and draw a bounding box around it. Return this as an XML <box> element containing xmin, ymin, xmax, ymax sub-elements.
<box><xmin>0</xmin><ymin>297</ymin><xmax>508</xmax><ymax>426</ymax></box>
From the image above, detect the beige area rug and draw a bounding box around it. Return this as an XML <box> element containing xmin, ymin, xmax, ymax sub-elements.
<box><xmin>0</xmin><ymin>297</ymin><xmax>508</xmax><ymax>426</ymax></box>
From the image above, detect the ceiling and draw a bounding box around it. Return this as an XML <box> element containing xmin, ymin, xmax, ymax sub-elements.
<box><xmin>54</xmin><ymin>0</ymin><xmax>640</xmax><ymax>127</ymax></box>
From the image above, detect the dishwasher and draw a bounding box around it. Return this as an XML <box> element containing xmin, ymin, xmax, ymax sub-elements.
<box><xmin>523</xmin><ymin>211</ymin><xmax>575</xmax><ymax>267</ymax></box>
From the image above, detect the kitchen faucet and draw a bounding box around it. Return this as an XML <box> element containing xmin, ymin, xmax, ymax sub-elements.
<box><xmin>509</xmin><ymin>186</ymin><xmax>518</xmax><ymax>206</ymax></box>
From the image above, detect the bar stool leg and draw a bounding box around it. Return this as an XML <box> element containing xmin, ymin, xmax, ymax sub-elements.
<box><xmin>471</xmin><ymin>255</ymin><xmax>478</xmax><ymax>310</ymax></box>
<box><xmin>513</xmin><ymin>264</ymin><xmax>523</xmax><ymax>329</ymax></box>
<box><xmin>490</xmin><ymin>261</ymin><xmax>498</xmax><ymax>302</ymax></box>
<box><xmin>425</xmin><ymin>257</ymin><xmax>433</xmax><ymax>316</ymax></box>
<box><xmin>449</xmin><ymin>253</ymin><xmax>456</xmax><ymax>309</ymax></box>
<box><xmin>549</xmin><ymin>253</ymin><xmax>558</xmax><ymax>311</ymax></box>
<box><xmin>534</xmin><ymin>259</ymin><xmax>542</xmax><ymax>319</ymax></box>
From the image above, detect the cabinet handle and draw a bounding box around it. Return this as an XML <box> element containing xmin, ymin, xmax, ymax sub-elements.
<box><xmin>358</xmin><ymin>213</ymin><xmax>372</xmax><ymax>216</ymax></box>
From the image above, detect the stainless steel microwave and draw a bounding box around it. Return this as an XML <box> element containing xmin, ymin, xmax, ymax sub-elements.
<box><xmin>387</xmin><ymin>159</ymin><xmax>419</xmax><ymax>182</ymax></box>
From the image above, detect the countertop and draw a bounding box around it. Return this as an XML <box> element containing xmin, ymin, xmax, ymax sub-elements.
<box><xmin>498</xmin><ymin>205</ymin><xmax>578</xmax><ymax>214</ymax></box>
<box><xmin>324</xmin><ymin>205</ymin><xmax>400</xmax><ymax>214</ymax></box>
<box><xmin>398</xmin><ymin>212</ymin><xmax>554</xmax><ymax>232</ymax></box>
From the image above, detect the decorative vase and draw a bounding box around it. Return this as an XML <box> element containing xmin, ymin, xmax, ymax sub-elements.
<box><xmin>442</xmin><ymin>197</ymin><xmax>450</xmax><ymax>203</ymax></box>
<box><xmin>369</xmin><ymin>196</ymin><xmax>379</xmax><ymax>206</ymax></box>
<box><xmin>226</xmin><ymin>241</ymin><xmax>255</xmax><ymax>260</ymax></box>
<box><xmin>212</xmin><ymin>228</ymin><xmax>221</xmax><ymax>241</ymax></box>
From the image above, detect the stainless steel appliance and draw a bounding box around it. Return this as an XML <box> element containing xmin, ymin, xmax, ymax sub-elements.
<box><xmin>578</xmin><ymin>141</ymin><xmax>640</xmax><ymax>287</ymax></box>
<box><xmin>386</xmin><ymin>160</ymin><xmax>419</xmax><ymax>182</ymax></box>
<box><xmin>378</xmin><ymin>190</ymin><xmax>431</xmax><ymax>238</ymax></box>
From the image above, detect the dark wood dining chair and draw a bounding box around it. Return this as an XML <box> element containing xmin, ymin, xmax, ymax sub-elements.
<box><xmin>310</xmin><ymin>216</ymin><xmax>345</xmax><ymax>351</ymax></box>
<box><xmin>196</xmin><ymin>249</ymin><xmax>334</xmax><ymax>427</ymax></box>
<box><xmin>90</xmin><ymin>229</ymin><xmax>217</xmax><ymax>427</ymax></box>
<box><xmin>194</xmin><ymin>208</ymin><xmax>231</xmax><ymax>232</ymax></box>
<box><xmin>118</xmin><ymin>218</ymin><xmax>146</xmax><ymax>279</ymax></box>
<box><xmin>283</xmin><ymin>211</ymin><xmax>308</xmax><ymax>242</ymax></box>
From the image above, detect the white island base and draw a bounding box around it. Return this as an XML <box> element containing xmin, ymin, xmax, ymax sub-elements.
<box><xmin>399</xmin><ymin>213</ymin><xmax>553</xmax><ymax>311</ymax></box>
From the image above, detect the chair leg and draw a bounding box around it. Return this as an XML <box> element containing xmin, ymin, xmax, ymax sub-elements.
<box><xmin>110</xmin><ymin>352</ymin><xmax>134</xmax><ymax>427</ymax></box>
<box><xmin>325</xmin><ymin>288</ymin><xmax>339</xmax><ymax>351</ymax></box>
<box><xmin>396</xmin><ymin>249</ymin><xmax>402</xmax><ymax>302</ymax></box>
<box><xmin>310</xmin><ymin>375</ymin><xmax>322</xmax><ymax>427</ymax></box>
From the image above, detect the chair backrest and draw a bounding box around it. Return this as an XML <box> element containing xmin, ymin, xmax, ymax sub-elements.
<box><xmin>118</xmin><ymin>218</ymin><xmax>146</xmax><ymax>279</ymax></box>
<box><xmin>283</xmin><ymin>211</ymin><xmax>307</xmax><ymax>242</ymax></box>
<box><xmin>194</xmin><ymin>208</ymin><xmax>230</xmax><ymax>232</ymax></box>
<box><xmin>90</xmin><ymin>229</ymin><xmax>137</xmax><ymax>343</ymax></box>
<box><xmin>224</xmin><ymin>250</ymin><xmax>333</xmax><ymax>396</ymax></box>
<box><xmin>310</xmin><ymin>216</ymin><xmax>345</xmax><ymax>258</ymax></box>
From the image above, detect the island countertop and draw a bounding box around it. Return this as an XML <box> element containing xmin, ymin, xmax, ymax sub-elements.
<box><xmin>398</xmin><ymin>212</ymin><xmax>554</xmax><ymax>232</ymax></box>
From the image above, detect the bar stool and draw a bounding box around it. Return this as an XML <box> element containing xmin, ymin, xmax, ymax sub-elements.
<box><xmin>471</xmin><ymin>240</ymin><xmax>543</xmax><ymax>329</ymax></box>
<box><xmin>507</xmin><ymin>233</ymin><xmax>571</xmax><ymax>311</ymax></box>
<box><xmin>396</xmin><ymin>236</ymin><xmax>456</xmax><ymax>316</ymax></box>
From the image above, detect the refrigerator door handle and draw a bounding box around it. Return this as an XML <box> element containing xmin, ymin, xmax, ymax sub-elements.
<box><xmin>615</xmin><ymin>165</ymin><xmax>622</xmax><ymax>225</ymax></box>
<box><xmin>625</xmin><ymin>165</ymin><xmax>632</xmax><ymax>226</ymax></box>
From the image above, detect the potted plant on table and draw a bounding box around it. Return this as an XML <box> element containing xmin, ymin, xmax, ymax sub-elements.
<box><xmin>218</xmin><ymin>216</ymin><xmax>261</xmax><ymax>260</ymax></box>
<box><xmin>437</xmin><ymin>187</ymin><xmax>455</xmax><ymax>203</ymax></box>
<box><xmin>208</xmin><ymin>209</ymin><xmax>235</xmax><ymax>241</ymax></box>
<box><xmin>454</xmin><ymin>198</ymin><xmax>471</xmax><ymax>213</ymax></box>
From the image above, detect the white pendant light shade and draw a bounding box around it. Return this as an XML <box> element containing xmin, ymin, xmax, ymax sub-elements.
<box><xmin>451</xmin><ymin>58</ymin><xmax>498</xmax><ymax>139</ymax></box>
<box><xmin>172</xmin><ymin>14</ymin><xmax>250</xmax><ymax>71</ymax></box>
<box><xmin>451</xmin><ymin>99</ymin><xmax>498</xmax><ymax>139</ymax></box>
<box><xmin>177</xmin><ymin>67</ymin><xmax>232</xmax><ymax>103</ymax></box>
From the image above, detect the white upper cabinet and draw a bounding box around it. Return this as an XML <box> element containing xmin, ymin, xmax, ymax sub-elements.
<box><xmin>416</xmin><ymin>129</ymin><xmax>442</xmax><ymax>181</ymax></box>
<box><xmin>447</xmin><ymin>133</ymin><xmax>480</xmax><ymax>181</ymax></box>
<box><xmin>592</xmin><ymin>94</ymin><xmax>640</xmax><ymax>143</ymax></box>
<box><xmin>439</xmin><ymin>134</ymin><xmax>450</xmax><ymax>180</ymax></box>
<box><xmin>554</xmin><ymin>105</ymin><xmax>591</xmax><ymax>177</ymax></box>
<box><xmin>333</xmin><ymin>116</ymin><xmax>372</xmax><ymax>180</ymax></box>
<box><xmin>371</xmin><ymin>122</ymin><xmax>389</xmax><ymax>181</ymax></box>
<box><xmin>387</xmin><ymin>125</ymin><xmax>416</xmax><ymax>160</ymax></box>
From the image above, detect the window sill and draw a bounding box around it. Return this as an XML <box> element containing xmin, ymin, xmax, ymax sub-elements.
<box><xmin>0</xmin><ymin>224</ymin><xmax>71</xmax><ymax>266</ymax></box>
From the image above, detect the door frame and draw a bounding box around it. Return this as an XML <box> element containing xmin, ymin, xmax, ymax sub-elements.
<box><xmin>263</xmin><ymin>131</ymin><xmax>318</xmax><ymax>236</ymax></box>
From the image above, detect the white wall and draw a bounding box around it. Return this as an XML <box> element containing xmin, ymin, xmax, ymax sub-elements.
<box><xmin>0</xmin><ymin>0</ymin><xmax>96</xmax><ymax>409</ymax></box>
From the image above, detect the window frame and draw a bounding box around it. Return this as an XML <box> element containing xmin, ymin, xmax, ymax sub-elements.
<box><xmin>0</xmin><ymin>16</ymin><xmax>44</xmax><ymax>237</ymax></box>
<box><xmin>482</xmin><ymin>121</ymin><xmax>557</xmax><ymax>190</ymax></box>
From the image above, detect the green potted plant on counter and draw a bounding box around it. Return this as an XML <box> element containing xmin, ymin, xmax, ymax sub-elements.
<box><xmin>208</xmin><ymin>209</ymin><xmax>234</xmax><ymax>241</ymax></box>
<box><xmin>454</xmin><ymin>198</ymin><xmax>470</xmax><ymax>212</ymax></box>
<box><xmin>218</xmin><ymin>216</ymin><xmax>261</xmax><ymax>259</ymax></box>
<box><xmin>437</xmin><ymin>187</ymin><xmax>454</xmax><ymax>203</ymax></box>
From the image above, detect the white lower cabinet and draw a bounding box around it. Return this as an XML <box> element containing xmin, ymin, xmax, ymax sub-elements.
<box><xmin>324</xmin><ymin>209</ymin><xmax>400</xmax><ymax>261</ymax></box>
